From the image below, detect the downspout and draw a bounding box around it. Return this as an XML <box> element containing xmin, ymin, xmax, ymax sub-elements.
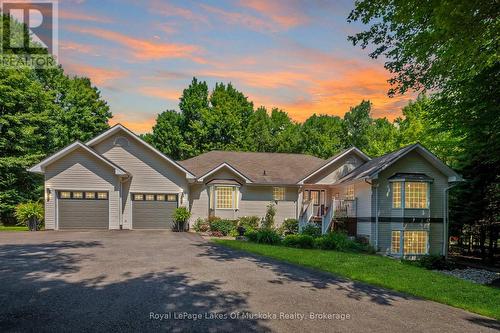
<box><xmin>443</xmin><ymin>183</ymin><xmax>458</xmax><ymax>258</ymax></box>
<box><xmin>119</xmin><ymin>175</ymin><xmax>130</xmax><ymax>230</ymax></box>
<box><xmin>365</xmin><ymin>178</ymin><xmax>379</xmax><ymax>250</ymax></box>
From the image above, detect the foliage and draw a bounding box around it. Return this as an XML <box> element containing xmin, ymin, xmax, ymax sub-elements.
<box><xmin>313</xmin><ymin>232</ymin><xmax>358</xmax><ymax>252</ymax></box>
<box><xmin>193</xmin><ymin>218</ymin><xmax>210</xmax><ymax>232</ymax></box>
<box><xmin>283</xmin><ymin>234</ymin><xmax>314</xmax><ymax>249</ymax></box>
<box><xmin>261</xmin><ymin>203</ymin><xmax>276</xmax><ymax>230</ymax></box>
<box><xmin>279</xmin><ymin>218</ymin><xmax>299</xmax><ymax>236</ymax></box>
<box><xmin>245</xmin><ymin>229</ymin><xmax>281</xmax><ymax>245</ymax></box>
<box><xmin>300</xmin><ymin>223</ymin><xmax>321</xmax><ymax>238</ymax></box>
<box><xmin>14</xmin><ymin>201</ymin><xmax>43</xmax><ymax>230</ymax></box>
<box><xmin>215</xmin><ymin>240</ymin><xmax>500</xmax><ymax>320</ymax></box>
<box><xmin>209</xmin><ymin>218</ymin><xmax>236</xmax><ymax>236</ymax></box>
<box><xmin>172</xmin><ymin>207</ymin><xmax>191</xmax><ymax>232</ymax></box>
<box><xmin>412</xmin><ymin>255</ymin><xmax>456</xmax><ymax>271</ymax></box>
<box><xmin>0</xmin><ymin>15</ymin><xmax>111</xmax><ymax>223</ymax></box>
<box><xmin>210</xmin><ymin>230</ymin><xmax>224</xmax><ymax>238</ymax></box>
<box><xmin>238</xmin><ymin>216</ymin><xmax>260</xmax><ymax>231</ymax></box>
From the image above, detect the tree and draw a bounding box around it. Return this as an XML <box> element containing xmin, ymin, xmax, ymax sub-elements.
<box><xmin>343</xmin><ymin>100</ymin><xmax>372</xmax><ymax>150</ymax></box>
<box><xmin>300</xmin><ymin>114</ymin><xmax>344</xmax><ymax>159</ymax></box>
<box><xmin>0</xmin><ymin>15</ymin><xmax>112</xmax><ymax>223</ymax></box>
<box><xmin>143</xmin><ymin>110</ymin><xmax>185</xmax><ymax>160</ymax></box>
<box><xmin>364</xmin><ymin>118</ymin><xmax>399</xmax><ymax>157</ymax></box>
<box><xmin>246</xmin><ymin>106</ymin><xmax>273</xmax><ymax>152</ymax></box>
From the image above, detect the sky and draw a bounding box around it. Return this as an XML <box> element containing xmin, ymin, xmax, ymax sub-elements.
<box><xmin>56</xmin><ymin>0</ymin><xmax>413</xmax><ymax>133</ymax></box>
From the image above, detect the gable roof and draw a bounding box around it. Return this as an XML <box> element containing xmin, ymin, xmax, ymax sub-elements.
<box><xmin>297</xmin><ymin>147</ymin><xmax>371</xmax><ymax>184</ymax></box>
<box><xmin>178</xmin><ymin>151</ymin><xmax>325</xmax><ymax>185</ymax></box>
<box><xmin>197</xmin><ymin>162</ymin><xmax>253</xmax><ymax>183</ymax></box>
<box><xmin>28</xmin><ymin>141</ymin><xmax>128</xmax><ymax>176</ymax></box>
<box><xmin>86</xmin><ymin>124</ymin><xmax>195</xmax><ymax>179</ymax></box>
<box><xmin>336</xmin><ymin>143</ymin><xmax>462</xmax><ymax>183</ymax></box>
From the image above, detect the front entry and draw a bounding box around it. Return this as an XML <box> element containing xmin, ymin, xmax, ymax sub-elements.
<box><xmin>306</xmin><ymin>190</ymin><xmax>325</xmax><ymax>216</ymax></box>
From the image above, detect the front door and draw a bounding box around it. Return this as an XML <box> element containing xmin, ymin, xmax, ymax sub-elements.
<box><xmin>309</xmin><ymin>190</ymin><xmax>323</xmax><ymax>216</ymax></box>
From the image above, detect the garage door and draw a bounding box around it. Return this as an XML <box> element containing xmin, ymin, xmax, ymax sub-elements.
<box><xmin>132</xmin><ymin>193</ymin><xmax>177</xmax><ymax>229</ymax></box>
<box><xmin>58</xmin><ymin>191</ymin><xmax>109</xmax><ymax>229</ymax></box>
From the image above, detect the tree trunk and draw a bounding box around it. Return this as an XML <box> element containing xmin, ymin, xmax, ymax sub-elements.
<box><xmin>479</xmin><ymin>226</ymin><xmax>487</xmax><ymax>260</ymax></box>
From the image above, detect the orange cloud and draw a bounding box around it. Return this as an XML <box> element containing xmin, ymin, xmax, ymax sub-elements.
<box><xmin>239</xmin><ymin>0</ymin><xmax>308</xmax><ymax>29</ymax></box>
<box><xmin>109</xmin><ymin>114</ymin><xmax>155</xmax><ymax>134</ymax></box>
<box><xmin>67</xmin><ymin>26</ymin><xmax>205</xmax><ymax>62</ymax></box>
<box><xmin>65</xmin><ymin>63</ymin><xmax>127</xmax><ymax>87</ymax></box>
<box><xmin>138</xmin><ymin>86</ymin><xmax>181</xmax><ymax>101</ymax></box>
<box><xmin>199</xmin><ymin>69</ymin><xmax>311</xmax><ymax>88</ymax></box>
<box><xmin>59</xmin><ymin>9</ymin><xmax>113</xmax><ymax>23</ymax></box>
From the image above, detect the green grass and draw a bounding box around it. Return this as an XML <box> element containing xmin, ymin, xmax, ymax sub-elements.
<box><xmin>214</xmin><ymin>239</ymin><xmax>500</xmax><ymax>320</ymax></box>
<box><xmin>0</xmin><ymin>225</ymin><xmax>29</xmax><ymax>231</ymax></box>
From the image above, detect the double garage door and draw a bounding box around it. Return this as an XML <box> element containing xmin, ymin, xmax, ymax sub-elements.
<box><xmin>57</xmin><ymin>191</ymin><xmax>177</xmax><ymax>229</ymax></box>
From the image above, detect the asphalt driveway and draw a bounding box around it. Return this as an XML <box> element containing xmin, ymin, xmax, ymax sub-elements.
<box><xmin>0</xmin><ymin>231</ymin><xmax>497</xmax><ymax>332</ymax></box>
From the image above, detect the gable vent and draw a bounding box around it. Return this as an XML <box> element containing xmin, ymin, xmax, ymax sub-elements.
<box><xmin>114</xmin><ymin>136</ymin><xmax>129</xmax><ymax>147</ymax></box>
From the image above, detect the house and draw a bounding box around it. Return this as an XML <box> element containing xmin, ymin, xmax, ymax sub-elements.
<box><xmin>28</xmin><ymin>124</ymin><xmax>462</xmax><ymax>257</ymax></box>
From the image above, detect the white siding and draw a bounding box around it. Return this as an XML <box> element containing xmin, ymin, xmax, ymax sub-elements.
<box><xmin>44</xmin><ymin>149</ymin><xmax>120</xmax><ymax>230</ymax></box>
<box><xmin>306</xmin><ymin>153</ymin><xmax>364</xmax><ymax>185</ymax></box>
<box><xmin>91</xmin><ymin>131</ymin><xmax>190</xmax><ymax>229</ymax></box>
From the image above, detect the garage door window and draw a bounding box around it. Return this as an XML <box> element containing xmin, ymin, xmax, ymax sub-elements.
<box><xmin>132</xmin><ymin>193</ymin><xmax>177</xmax><ymax>201</ymax></box>
<box><xmin>59</xmin><ymin>191</ymin><xmax>108</xmax><ymax>200</ymax></box>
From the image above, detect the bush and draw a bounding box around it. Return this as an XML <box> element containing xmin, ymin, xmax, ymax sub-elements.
<box><xmin>239</xmin><ymin>216</ymin><xmax>260</xmax><ymax>230</ymax></box>
<box><xmin>172</xmin><ymin>207</ymin><xmax>191</xmax><ymax>231</ymax></box>
<box><xmin>261</xmin><ymin>203</ymin><xmax>276</xmax><ymax>229</ymax></box>
<box><xmin>283</xmin><ymin>234</ymin><xmax>314</xmax><ymax>248</ymax></box>
<box><xmin>313</xmin><ymin>232</ymin><xmax>354</xmax><ymax>251</ymax></box>
<box><xmin>229</xmin><ymin>229</ymin><xmax>239</xmax><ymax>237</ymax></box>
<box><xmin>14</xmin><ymin>201</ymin><xmax>44</xmax><ymax>231</ymax></box>
<box><xmin>280</xmin><ymin>218</ymin><xmax>299</xmax><ymax>236</ymax></box>
<box><xmin>193</xmin><ymin>218</ymin><xmax>210</xmax><ymax>232</ymax></box>
<box><xmin>300</xmin><ymin>223</ymin><xmax>321</xmax><ymax>238</ymax></box>
<box><xmin>210</xmin><ymin>230</ymin><xmax>224</xmax><ymax>237</ymax></box>
<box><xmin>209</xmin><ymin>219</ymin><xmax>235</xmax><ymax>236</ymax></box>
<box><xmin>246</xmin><ymin>229</ymin><xmax>281</xmax><ymax>245</ymax></box>
<box><xmin>416</xmin><ymin>255</ymin><xmax>454</xmax><ymax>270</ymax></box>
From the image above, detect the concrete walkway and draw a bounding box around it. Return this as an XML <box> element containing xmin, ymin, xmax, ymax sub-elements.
<box><xmin>0</xmin><ymin>231</ymin><xmax>498</xmax><ymax>332</ymax></box>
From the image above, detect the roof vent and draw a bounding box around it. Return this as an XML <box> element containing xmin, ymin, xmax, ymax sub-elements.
<box><xmin>114</xmin><ymin>136</ymin><xmax>129</xmax><ymax>147</ymax></box>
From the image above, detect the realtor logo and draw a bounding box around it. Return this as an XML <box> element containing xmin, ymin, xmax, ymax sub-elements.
<box><xmin>1</xmin><ymin>0</ymin><xmax>58</xmax><ymax>67</ymax></box>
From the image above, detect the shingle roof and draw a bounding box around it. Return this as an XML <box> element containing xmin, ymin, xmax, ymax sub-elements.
<box><xmin>178</xmin><ymin>151</ymin><xmax>326</xmax><ymax>184</ymax></box>
<box><xmin>336</xmin><ymin>144</ymin><xmax>418</xmax><ymax>183</ymax></box>
<box><xmin>387</xmin><ymin>173</ymin><xmax>434</xmax><ymax>182</ymax></box>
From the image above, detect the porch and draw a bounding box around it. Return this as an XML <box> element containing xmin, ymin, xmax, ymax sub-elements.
<box><xmin>298</xmin><ymin>185</ymin><xmax>357</xmax><ymax>234</ymax></box>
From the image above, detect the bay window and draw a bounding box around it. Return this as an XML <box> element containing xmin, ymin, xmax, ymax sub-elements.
<box><xmin>392</xmin><ymin>181</ymin><xmax>429</xmax><ymax>209</ymax></box>
<box><xmin>391</xmin><ymin>230</ymin><xmax>428</xmax><ymax>255</ymax></box>
<box><xmin>211</xmin><ymin>186</ymin><xmax>239</xmax><ymax>209</ymax></box>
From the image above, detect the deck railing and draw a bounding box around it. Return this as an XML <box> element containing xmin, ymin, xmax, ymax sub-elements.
<box><xmin>321</xmin><ymin>199</ymin><xmax>357</xmax><ymax>234</ymax></box>
<box><xmin>299</xmin><ymin>200</ymin><xmax>314</xmax><ymax>231</ymax></box>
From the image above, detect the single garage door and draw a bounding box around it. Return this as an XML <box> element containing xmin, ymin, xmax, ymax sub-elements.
<box><xmin>58</xmin><ymin>191</ymin><xmax>109</xmax><ymax>229</ymax></box>
<box><xmin>132</xmin><ymin>193</ymin><xmax>177</xmax><ymax>229</ymax></box>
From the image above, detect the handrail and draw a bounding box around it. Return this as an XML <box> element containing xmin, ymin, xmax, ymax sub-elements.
<box><xmin>299</xmin><ymin>200</ymin><xmax>314</xmax><ymax>231</ymax></box>
<box><xmin>321</xmin><ymin>199</ymin><xmax>335</xmax><ymax>234</ymax></box>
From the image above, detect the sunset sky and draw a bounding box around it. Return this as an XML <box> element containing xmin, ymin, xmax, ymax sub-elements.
<box><xmin>57</xmin><ymin>0</ymin><xmax>413</xmax><ymax>133</ymax></box>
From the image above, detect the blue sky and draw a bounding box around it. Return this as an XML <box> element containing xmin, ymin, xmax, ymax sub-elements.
<box><xmin>56</xmin><ymin>0</ymin><xmax>412</xmax><ymax>133</ymax></box>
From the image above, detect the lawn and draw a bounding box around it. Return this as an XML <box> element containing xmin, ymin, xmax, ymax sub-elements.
<box><xmin>0</xmin><ymin>225</ymin><xmax>29</xmax><ymax>232</ymax></box>
<box><xmin>214</xmin><ymin>239</ymin><xmax>500</xmax><ymax>320</ymax></box>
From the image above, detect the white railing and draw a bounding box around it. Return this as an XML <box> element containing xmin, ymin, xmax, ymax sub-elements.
<box><xmin>299</xmin><ymin>200</ymin><xmax>314</xmax><ymax>231</ymax></box>
<box><xmin>321</xmin><ymin>199</ymin><xmax>357</xmax><ymax>234</ymax></box>
<box><xmin>321</xmin><ymin>200</ymin><xmax>334</xmax><ymax>234</ymax></box>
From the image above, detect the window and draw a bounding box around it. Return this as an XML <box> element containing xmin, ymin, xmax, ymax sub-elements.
<box><xmin>345</xmin><ymin>185</ymin><xmax>355</xmax><ymax>200</ymax></box>
<box><xmin>145</xmin><ymin>194</ymin><xmax>155</xmax><ymax>201</ymax></box>
<box><xmin>405</xmin><ymin>182</ymin><xmax>428</xmax><ymax>209</ymax></box>
<box><xmin>392</xmin><ymin>182</ymin><xmax>402</xmax><ymax>208</ymax></box>
<box><xmin>60</xmin><ymin>191</ymin><xmax>71</xmax><ymax>199</ymax></box>
<box><xmin>72</xmin><ymin>191</ymin><xmax>83</xmax><ymax>199</ymax></box>
<box><xmin>273</xmin><ymin>187</ymin><xmax>285</xmax><ymax>201</ymax></box>
<box><xmin>133</xmin><ymin>194</ymin><xmax>144</xmax><ymax>201</ymax></box>
<box><xmin>391</xmin><ymin>230</ymin><xmax>428</xmax><ymax>255</ymax></box>
<box><xmin>310</xmin><ymin>191</ymin><xmax>320</xmax><ymax>205</ymax></box>
<box><xmin>216</xmin><ymin>186</ymin><xmax>235</xmax><ymax>209</ymax></box>
<box><xmin>167</xmin><ymin>194</ymin><xmax>177</xmax><ymax>202</ymax></box>
<box><xmin>85</xmin><ymin>192</ymin><xmax>96</xmax><ymax>199</ymax></box>
<box><xmin>391</xmin><ymin>231</ymin><xmax>401</xmax><ymax>254</ymax></box>
<box><xmin>156</xmin><ymin>194</ymin><xmax>165</xmax><ymax>201</ymax></box>
<box><xmin>97</xmin><ymin>192</ymin><xmax>108</xmax><ymax>200</ymax></box>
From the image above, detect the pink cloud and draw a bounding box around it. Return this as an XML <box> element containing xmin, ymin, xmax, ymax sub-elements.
<box><xmin>64</xmin><ymin>62</ymin><xmax>127</xmax><ymax>87</ymax></box>
<box><xmin>59</xmin><ymin>9</ymin><xmax>113</xmax><ymax>23</ymax></box>
<box><xmin>138</xmin><ymin>86</ymin><xmax>182</xmax><ymax>101</ymax></box>
<box><xmin>239</xmin><ymin>0</ymin><xmax>308</xmax><ymax>29</ymax></box>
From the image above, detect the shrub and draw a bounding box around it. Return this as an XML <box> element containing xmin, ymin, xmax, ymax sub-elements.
<box><xmin>193</xmin><ymin>218</ymin><xmax>210</xmax><ymax>232</ymax></box>
<box><xmin>261</xmin><ymin>203</ymin><xmax>276</xmax><ymax>229</ymax></box>
<box><xmin>280</xmin><ymin>218</ymin><xmax>299</xmax><ymax>236</ymax></box>
<box><xmin>416</xmin><ymin>255</ymin><xmax>454</xmax><ymax>270</ymax></box>
<box><xmin>210</xmin><ymin>230</ymin><xmax>224</xmax><ymax>237</ymax></box>
<box><xmin>209</xmin><ymin>219</ymin><xmax>235</xmax><ymax>236</ymax></box>
<box><xmin>229</xmin><ymin>229</ymin><xmax>239</xmax><ymax>237</ymax></box>
<box><xmin>300</xmin><ymin>223</ymin><xmax>321</xmax><ymax>238</ymax></box>
<box><xmin>172</xmin><ymin>207</ymin><xmax>191</xmax><ymax>231</ymax></box>
<box><xmin>246</xmin><ymin>229</ymin><xmax>281</xmax><ymax>245</ymax></box>
<box><xmin>239</xmin><ymin>216</ymin><xmax>260</xmax><ymax>230</ymax></box>
<box><xmin>314</xmin><ymin>232</ymin><xmax>354</xmax><ymax>251</ymax></box>
<box><xmin>283</xmin><ymin>234</ymin><xmax>314</xmax><ymax>248</ymax></box>
<box><xmin>14</xmin><ymin>201</ymin><xmax>44</xmax><ymax>231</ymax></box>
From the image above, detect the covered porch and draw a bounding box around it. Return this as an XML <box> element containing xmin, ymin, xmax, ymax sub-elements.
<box><xmin>298</xmin><ymin>184</ymin><xmax>357</xmax><ymax>234</ymax></box>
